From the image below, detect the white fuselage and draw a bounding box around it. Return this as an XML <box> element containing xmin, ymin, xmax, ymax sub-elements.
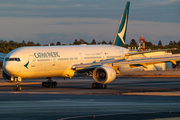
<box><xmin>3</xmin><ymin>45</ymin><xmax>129</xmax><ymax>79</ymax></box>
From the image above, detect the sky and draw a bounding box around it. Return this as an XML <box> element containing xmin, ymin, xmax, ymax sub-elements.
<box><xmin>0</xmin><ymin>0</ymin><xmax>180</xmax><ymax>45</ymax></box>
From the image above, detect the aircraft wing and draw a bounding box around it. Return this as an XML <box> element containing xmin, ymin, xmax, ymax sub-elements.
<box><xmin>0</xmin><ymin>53</ymin><xmax>7</xmax><ymax>62</ymax></box>
<box><xmin>72</xmin><ymin>54</ymin><xmax>180</xmax><ymax>71</ymax></box>
<box><xmin>113</xmin><ymin>54</ymin><xmax>180</xmax><ymax>68</ymax></box>
<box><xmin>125</xmin><ymin>48</ymin><xmax>177</xmax><ymax>58</ymax></box>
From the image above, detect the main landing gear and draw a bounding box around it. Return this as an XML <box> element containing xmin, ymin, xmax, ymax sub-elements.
<box><xmin>14</xmin><ymin>83</ymin><xmax>21</xmax><ymax>91</ymax></box>
<box><xmin>92</xmin><ymin>83</ymin><xmax>107</xmax><ymax>89</ymax></box>
<box><xmin>42</xmin><ymin>77</ymin><xmax>57</xmax><ymax>88</ymax></box>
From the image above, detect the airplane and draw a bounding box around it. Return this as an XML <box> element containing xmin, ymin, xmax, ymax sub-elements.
<box><xmin>1</xmin><ymin>1</ymin><xmax>180</xmax><ymax>91</ymax></box>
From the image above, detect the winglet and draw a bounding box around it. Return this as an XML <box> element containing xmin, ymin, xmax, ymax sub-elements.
<box><xmin>112</xmin><ymin>1</ymin><xmax>130</xmax><ymax>47</ymax></box>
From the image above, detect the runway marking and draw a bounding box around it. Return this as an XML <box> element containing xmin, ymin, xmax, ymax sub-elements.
<box><xmin>57</xmin><ymin>111</ymin><xmax>177</xmax><ymax>120</ymax></box>
<box><xmin>0</xmin><ymin>91</ymin><xmax>112</xmax><ymax>95</ymax></box>
<box><xmin>146</xmin><ymin>117</ymin><xmax>180</xmax><ymax>120</ymax></box>
<box><xmin>1</xmin><ymin>91</ymin><xmax>180</xmax><ymax>96</ymax></box>
<box><xmin>0</xmin><ymin>82</ymin><xmax>41</xmax><ymax>86</ymax></box>
<box><xmin>0</xmin><ymin>80</ymin><xmax>93</xmax><ymax>86</ymax></box>
<box><xmin>122</xmin><ymin>91</ymin><xmax>180</xmax><ymax>96</ymax></box>
<box><xmin>0</xmin><ymin>91</ymin><xmax>84</xmax><ymax>94</ymax></box>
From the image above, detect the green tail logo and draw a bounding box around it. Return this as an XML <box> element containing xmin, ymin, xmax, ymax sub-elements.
<box><xmin>113</xmin><ymin>1</ymin><xmax>130</xmax><ymax>47</ymax></box>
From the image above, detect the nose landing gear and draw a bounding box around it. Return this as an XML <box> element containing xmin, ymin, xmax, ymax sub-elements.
<box><xmin>14</xmin><ymin>82</ymin><xmax>21</xmax><ymax>91</ymax></box>
<box><xmin>12</xmin><ymin>77</ymin><xmax>22</xmax><ymax>91</ymax></box>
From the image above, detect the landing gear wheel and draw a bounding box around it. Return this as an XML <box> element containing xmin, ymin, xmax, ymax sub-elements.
<box><xmin>92</xmin><ymin>83</ymin><xmax>96</xmax><ymax>88</ymax></box>
<box><xmin>18</xmin><ymin>86</ymin><xmax>22</xmax><ymax>91</ymax></box>
<box><xmin>92</xmin><ymin>83</ymin><xmax>107</xmax><ymax>89</ymax></box>
<box><xmin>52</xmin><ymin>82</ymin><xmax>57</xmax><ymax>88</ymax></box>
<box><xmin>42</xmin><ymin>82</ymin><xmax>45</xmax><ymax>88</ymax></box>
<box><xmin>42</xmin><ymin>78</ymin><xmax>57</xmax><ymax>88</ymax></box>
<box><xmin>101</xmin><ymin>84</ymin><xmax>107</xmax><ymax>89</ymax></box>
<box><xmin>14</xmin><ymin>85</ymin><xmax>21</xmax><ymax>91</ymax></box>
<box><xmin>14</xmin><ymin>86</ymin><xmax>17</xmax><ymax>91</ymax></box>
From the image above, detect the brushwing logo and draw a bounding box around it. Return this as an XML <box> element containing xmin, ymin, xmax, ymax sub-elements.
<box><xmin>118</xmin><ymin>14</ymin><xmax>128</xmax><ymax>45</ymax></box>
<box><xmin>24</xmin><ymin>60</ymin><xmax>29</xmax><ymax>69</ymax></box>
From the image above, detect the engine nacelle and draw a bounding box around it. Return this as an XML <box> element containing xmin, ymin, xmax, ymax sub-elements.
<box><xmin>2</xmin><ymin>71</ymin><xmax>11</xmax><ymax>82</ymax></box>
<box><xmin>93</xmin><ymin>66</ymin><xmax>116</xmax><ymax>84</ymax></box>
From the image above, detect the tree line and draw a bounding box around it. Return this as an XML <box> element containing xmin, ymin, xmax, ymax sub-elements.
<box><xmin>127</xmin><ymin>39</ymin><xmax>180</xmax><ymax>54</ymax></box>
<box><xmin>0</xmin><ymin>39</ymin><xmax>180</xmax><ymax>54</ymax></box>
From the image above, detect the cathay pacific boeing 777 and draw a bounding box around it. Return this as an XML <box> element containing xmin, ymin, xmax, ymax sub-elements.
<box><xmin>1</xmin><ymin>2</ymin><xmax>180</xmax><ymax>91</ymax></box>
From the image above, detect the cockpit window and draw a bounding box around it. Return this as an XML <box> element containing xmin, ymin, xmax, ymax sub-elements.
<box><xmin>5</xmin><ymin>58</ymin><xmax>21</xmax><ymax>62</ymax></box>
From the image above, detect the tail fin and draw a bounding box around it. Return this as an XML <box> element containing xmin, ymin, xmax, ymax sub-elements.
<box><xmin>112</xmin><ymin>1</ymin><xmax>130</xmax><ymax>47</ymax></box>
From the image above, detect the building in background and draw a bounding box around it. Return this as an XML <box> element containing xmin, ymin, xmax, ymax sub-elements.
<box><xmin>122</xmin><ymin>35</ymin><xmax>173</xmax><ymax>72</ymax></box>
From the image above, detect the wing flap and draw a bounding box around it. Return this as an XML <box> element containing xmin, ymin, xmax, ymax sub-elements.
<box><xmin>113</xmin><ymin>54</ymin><xmax>180</xmax><ymax>67</ymax></box>
<box><xmin>125</xmin><ymin>48</ymin><xmax>177</xmax><ymax>58</ymax></box>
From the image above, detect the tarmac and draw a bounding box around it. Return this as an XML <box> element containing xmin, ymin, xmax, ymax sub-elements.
<box><xmin>0</xmin><ymin>76</ymin><xmax>180</xmax><ymax>120</ymax></box>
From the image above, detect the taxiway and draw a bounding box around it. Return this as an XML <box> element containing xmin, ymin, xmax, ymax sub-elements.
<box><xmin>0</xmin><ymin>77</ymin><xmax>180</xmax><ymax>120</ymax></box>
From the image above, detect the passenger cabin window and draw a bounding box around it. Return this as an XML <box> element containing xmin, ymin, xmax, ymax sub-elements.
<box><xmin>5</xmin><ymin>58</ymin><xmax>21</xmax><ymax>62</ymax></box>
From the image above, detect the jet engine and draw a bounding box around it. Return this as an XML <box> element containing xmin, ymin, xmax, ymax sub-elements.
<box><xmin>2</xmin><ymin>71</ymin><xmax>11</xmax><ymax>82</ymax></box>
<box><xmin>93</xmin><ymin>66</ymin><xmax>116</xmax><ymax>84</ymax></box>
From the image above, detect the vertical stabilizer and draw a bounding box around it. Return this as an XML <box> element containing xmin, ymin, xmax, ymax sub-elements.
<box><xmin>112</xmin><ymin>1</ymin><xmax>130</xmax><ymax>47</ymax></box>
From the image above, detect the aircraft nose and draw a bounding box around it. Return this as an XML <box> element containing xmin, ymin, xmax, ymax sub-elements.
<box><xmin>3</xmin><ymin>62</ymin><xmax>12</xmax><ymax>75</ymax></box>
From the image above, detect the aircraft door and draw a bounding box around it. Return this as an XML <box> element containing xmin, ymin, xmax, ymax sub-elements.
<box><xmin>79</xmin><ymin>53</ymin><xmax>83</xmax><ymax>64</ymax></box>
<box><xmin>29</xmin><ymin>55</ymin><xmax>35</xmax><ymax>68</ymax></box>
